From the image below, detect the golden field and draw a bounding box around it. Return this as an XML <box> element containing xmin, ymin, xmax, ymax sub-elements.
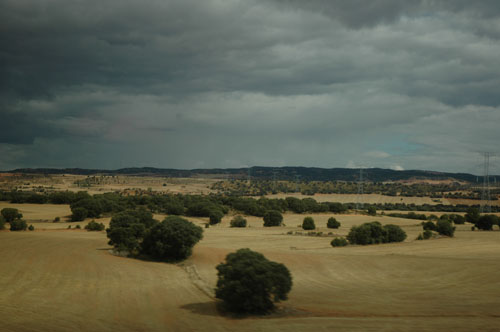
<box><xmin>1</xmin><ymin>204</ymin><xmax>500</xmax><ymax>331</ymax></box>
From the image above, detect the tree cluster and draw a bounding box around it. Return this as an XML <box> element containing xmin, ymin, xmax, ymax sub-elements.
<box><xmin>347</xmin><ymin>222</ymin><xmax>407</xmax><ymax>245</ymax></box>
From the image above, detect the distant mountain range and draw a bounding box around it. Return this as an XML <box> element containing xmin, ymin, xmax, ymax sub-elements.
<box><xmin>1</xmin><ymin>166</ymin><xmax>487</xmax><ymax>183</ymax></box>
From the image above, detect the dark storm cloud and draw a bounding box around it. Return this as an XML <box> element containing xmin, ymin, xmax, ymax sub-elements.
<box><xmin>0</xmin><ymin>0</ymin><xmax>499</xmax><ymax>172</ymax></box>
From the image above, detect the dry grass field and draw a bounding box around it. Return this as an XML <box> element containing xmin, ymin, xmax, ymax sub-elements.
<box><xmin>1</xmin><ymin>208</ymin><xmax>500</xmax><ymax>332</ymax></box>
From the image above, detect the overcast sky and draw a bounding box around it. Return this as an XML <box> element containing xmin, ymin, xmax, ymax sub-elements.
<box><xmin>1</xmin><ymin>0</ymin><xmax>500</xmax><ymax>173</ymax></box>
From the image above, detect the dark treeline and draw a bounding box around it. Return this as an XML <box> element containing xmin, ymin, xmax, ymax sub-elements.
<box><xmin>0</xmin><ymin>190</ymin><xmax>498</xmax><ymax>221</ymax></box>
<box><xmin>5</xmin><ymin>166</ymin><xmax>483</xmax><ymax>182</ymax></box>
<box><xmin>212</xmin><ymin>179</ymin><xmax>499</xmax><ymax>199</ymax></box>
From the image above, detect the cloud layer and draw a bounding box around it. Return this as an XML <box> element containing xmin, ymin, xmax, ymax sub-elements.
<box><xmin>1</xmin><ymin>0</ymin><xmax>499</xmax><ymax>173</ymax></box>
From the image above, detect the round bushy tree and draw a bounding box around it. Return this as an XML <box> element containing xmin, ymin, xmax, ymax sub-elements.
<box><xmin>327</xmin><ymin>217</ymin><xmax>341</xmax><ymax>229</ymax></box>
<box><xmin>263</xmin><ymin>210</ymin><xmax>283</xmax><ymax>227</ymax></box>
<box><xmin>230</xmin><ymin>215</ymin><xmax>247</xmax><ymax>228</ymax></box>
<box><xmin>209</xmin><ymin>210</ymin><xmax>224</xmax><ymax>225</ymax></box>
<box><xmin>141</xmin><ymin>216</ymin><xmax>203</xmax><ymax>261</ymax></box>
<box><xmin>475</xmin><ymin>214</ymin><xmax>498</xmax><ymax>231</ymax></box>
<box><xmin>331</xmin><ymin>237</ymin><xmax>348</xmax><ymax>247</ymax></box>
<box><xmin>1</xmin><ymin>208</ymin><xmax>23</xmax><ymax>222</ymax></box>
<box><xmin>10</xmin><ymin>219</ymin><xmax>27</xmax><ymax>231</ymax></box>
<box><xmin>215</xmin><ymin>248</ymin><xmax>292</xmax><ymax>314</ymax></box>
<box><xmin>302</xmin><ymin>217</ymin><xmax>315</xmax><ymax>230</ymax></box>
<box><xmin>85</xmin><ymin>220</ymin><xmax>105</xmax><ymax>231</ymax></box>
<box><xmin>106</xmin><ymin>209</ymin><xmax>157</xmax><ymax>254</ymax></box>
<box><xmin>436</xmin><ymin>219</ymin><xmax>455</xmax><ymax>237</ymax></box>
<box><xmin>383</xmin><ymin>224</ymin><xmax>407</xmax><ymax>243</ymax></box>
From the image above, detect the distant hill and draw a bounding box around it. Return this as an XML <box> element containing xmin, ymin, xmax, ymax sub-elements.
<box><xmin>2</xmin><ymin>166</ymin><xmax>485</xmax><ymax>183</ymax></box>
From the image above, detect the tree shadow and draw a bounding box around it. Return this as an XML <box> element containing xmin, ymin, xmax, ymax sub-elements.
<box><xmin>180</xmin><ymin>301</ymin><xmax>221</xmax><ymax>317</ymax></box>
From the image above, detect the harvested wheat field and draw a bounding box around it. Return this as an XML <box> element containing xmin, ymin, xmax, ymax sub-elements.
<box><xmin>1</xmin><ymin>212</ymin><xmax>500</xmax><ymax>332</ymax></box>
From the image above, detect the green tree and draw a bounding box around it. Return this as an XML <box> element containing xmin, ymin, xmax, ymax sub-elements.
<box><xmin>436</xmin><ymin>219</ymin><xmax>455</xmax><ymax>237</ymax></box>
<box><xmin>475</xmin><ymin>214</ymin><xmax>498</xmax><ymax>231</ymax></box>
<box><xmin>106</xmin><ymin>209</ymin><xmax>156</xmax><ymax>254</ymax></box>
<box><xmin>141</xmin><ymin>216</ymin><xmax>203</xmax><ymax>261</ymax></box>
<box><xmin>71</xmin><ymin>207</ymin><xmax>88</xmax><ymax>222</ymax></box>
<box><xmin>465</xmin><ymin>207</ymin><xmax>480</xmax><ymax>224</ymax></box>
<box><xmin>10</xmin><ymin>219</ymin><xmax>27</xmax><ymax>231</ymax></box>
<box><xmin>331</xmin><ymin>237</ymin><xmax>348</xmax><ymax>247</ymax></box>
<box><xmin>302</xmin><ymin>216</ymin><xmax>315</xmax><ymax>230</ymax></box>
<box><xmin>209</xmin><ymin>210</ymin><xmax>224</xmax><ymax>225</ymax></box>
<box><xmin>263</xmin><ymin>210</ymin><xmax>283</xmax><ymax>227</ymax></box>
<box><xmin>215</xmin><ymin>248</ymin><xmax>292</xmax><ymax>314</ymax></box>
<box><xmin>1</xmin><ymin>208</ymin><xmax>22</xmax><ymax>222</ymax></box>
<box><xmin>230</xmin><ymin>215</ymin><xmax>247</xmax><ymax>228</ymax></box>
<box><xmin>0</xmin><ymin>215</ymin><xmax>5</xmax><ymax>230</ymax></box>
<box><xmin>383</xmin><ymin>224</ymin><xmax>407</xmax><ymax>243</ymax></box>
<box><xmin>85</xmin><ymin>220</ymin><xmax>105</xmax><ymax>231</ymax></box>
<box><xmin>326</xmin><ymin>217</ymin><xmax>340</xmax><ymax>229</ymax></box>
<box><xmin>366</xmin><ymin>206</ymin><xmax>377</xmax><ymax>216</ymax></box>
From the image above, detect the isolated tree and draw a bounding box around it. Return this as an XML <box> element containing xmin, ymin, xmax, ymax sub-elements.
<box><xmin>141</xmin><ymin>216</ymin><xmax>203</xmax><ymax>261</ymax></box>
<box><xmin>10</xmin><ymin>219</ymin><xmax>27</xmax><ymax>231</ymax></box>
<box><xmin>263</xmin><ymin>210</ymin><xmax>283</xmax><ymax>227</ymax></box>
<box><xmin>326</xmin><ymin>217</ymin><xmax>340</xmax><ymax>229</ymax></box>
<box><xmin>331</xmin><ymin>237</ymin><xmax>348</xmax><ymax>247</ymax></box>
<box><xmin>215</xmin><ymin>248</ymin><xmax>292</xmax><ymax>314</ymax></box>
<box><xmin>230</xmin><ymin>215</ymin><xmax>247</xmax><ymax>228</ymax></box>
<box><xmin>302</xmin><ymin>217</ymin><xmax>315</xmax><ymax>230</ymax></box>
<box><xmin>436</xmin><ymin>219</ymin><xmax>455</xmax><ymax>237</ymax></box>
<box><xmin>1</xmin><ymin>208</ymin><xmax>22</xmax><ymax>222</ymax></box>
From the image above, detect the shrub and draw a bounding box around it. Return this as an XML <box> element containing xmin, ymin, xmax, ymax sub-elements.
<box><xmin>75</xmin><ymin>225</ymin><xmax>81</xmax><ymax>229</ymax></box>
<box><xmin>10</xmin><ymin>219</ymin><xmax>27</xmax><ymax>231</ymax></box>
<box><xmin>263</xmin><ymin>210</ymin><xmax>283</xmax><ymax>227</ymax></box>
<box><xmin>215</xmin><ymin>248</ymin><xmax>292</xmax><ymax>314</ymax></box>
<box><xmin>346</xmin><ymin>222</ymin><xmax>406</xmax><ymax>245</ymax></box>
<box><xmin>383</xmin><ymin>224</ymin><xmax>407</xmax><ymax>243</ymax></box>
<box><xmin>141</xmin><ymin>216</ymin><xmax>203</xmax><ymax>261</ymax></box>
<box><xmin>331</xmin><ymin>237</ymin><xmax>348</xmax><ymax>247</ymax></box>
<box><xmin>85</xmin><ymin>220</ymin><xmax>105</xmax><ymax>231</ymax></box>
<box><xmin>0</xmin><ymin>215</ymin><xmax>5</xmax><ymax>230</ymax></box>
<box><xmin>475</xmin><ymin>214</ymin><xmax>499</xmax><ymax>231</ymax></box>
<box><xmin>67</xmin><ymin>225</ymin><xmax>71</xmax><ymax>229</ymax></box>
<box><xmin>71</xmin><ymin>207</ymin><xmax>88</xmax><ymax>222</ymax></box>
<box><xmin>209</xmin><ymin>210</ymin><xmax>224</xmax><ymax>225</ymax></box>
<box><xmin>302</xmin><ymin>217</ymin><xmax>315</xmax><ymax>230</ymax></box>
<box><xmin>230</xmin><ymin>215</ymin><xmax>247</xmax><ymax>228</ymax></box>
<box><xmin>416</xmin><ymin>233</ymin><xmax>424</xmax><ymax>240</ymax></box>
<box><xmin>53</xmin><ymin>217</ymin><xmax>60</xmax><ymax>223</ymax></box>
<box><xmin>448</xmin><ymin>214</ymin><xmax>466</xmax><ymax>224</ymax></box>
<box><xmin>436</xmin><ymin>219</ymin><xmax>455</xmax><ymax>237</ymax></box>
<box><xmin>1</xmin><ymin>208</ymin><xmax>23</xmax><ymax>222</ymax></box>
<box><xmin>423</xmin><ymin>229</ymin><xmax>433</xmax><ymax>239</ymax></box>
<box><xmin>422</xmin><ymin>221</ymin><xmax>436</xmax><ymax>231</ymax></box>
<box><xmin>28</xmin><ymin>224</ymin><xmax>35</xmax><ymax>231</ymax></box>
<box><xmin>326</xmin><ymin>217</ymin><xmax>340</xmax><ymax>229</ymax></box>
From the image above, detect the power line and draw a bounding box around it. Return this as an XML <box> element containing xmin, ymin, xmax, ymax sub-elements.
<box><xmin>480</xmin><ymin>152</ymin><xmax>492</xmax><ymax>213</ymax></box>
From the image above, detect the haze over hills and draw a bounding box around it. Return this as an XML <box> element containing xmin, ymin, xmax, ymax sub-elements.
<box><xmin>1</xmin><ymin>166</ymin><xmax>489</xmax><ymax>183</ymax></box>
